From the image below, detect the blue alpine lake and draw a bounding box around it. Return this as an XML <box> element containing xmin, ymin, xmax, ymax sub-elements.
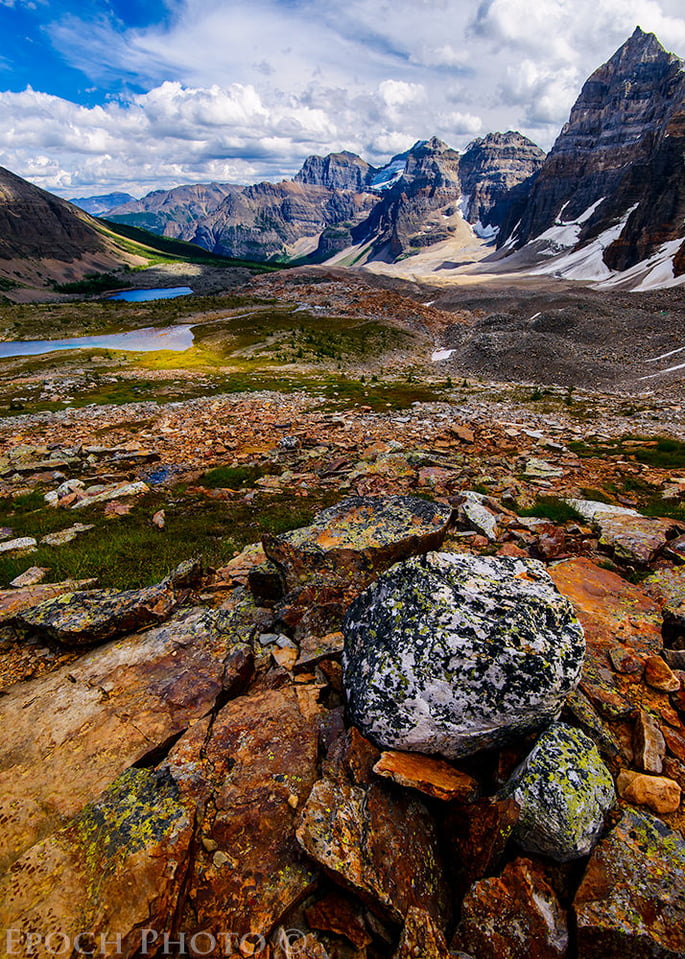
<box><xmin>0</xmin><ymin>325</ymin><xmax>195</xmax><ymax>358</ymax></box>
<box><xmin>107</xmin><ymin>287</ymin><xmax>193</xmax><ymax>302</ymax></box>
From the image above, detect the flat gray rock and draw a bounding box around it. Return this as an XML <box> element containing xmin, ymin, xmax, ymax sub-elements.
<box><xmin>343</xmin><ymin>552</ymin><xmax>585</xmax><ymax>759</ymax></box>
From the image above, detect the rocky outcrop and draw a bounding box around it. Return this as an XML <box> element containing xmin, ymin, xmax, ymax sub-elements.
<box><xmin>499</xmin><ymin>28</ymin><xmax>685</xmax><ymax>278</ymax></box>
<box><xmin>459</xmin><ymin>131</ymin><xmax>545</xmax><ymax>231</ymax></box>
<box><xmin>343</xmin><ymin>552</ymin><xmax>585</xmax><ymax>758</ymax></box>
<box><xmin>296</xmin><ymin>727</ymin><xmax>450</xmax><ymax>926</ymax></box>
<box><xmin>294</xmin><ymin>151</ymin><xmax>375</xmax><ymax>192</ymax></box>
<box><xmin>15</xmin><ymin>558</ymin><xmax>201</xmax><ymax>646</ymax></box>
<box><xmin>263</xmin><ymin>494</ymin><xmax>453</xmax><ymax>590</ymax></box>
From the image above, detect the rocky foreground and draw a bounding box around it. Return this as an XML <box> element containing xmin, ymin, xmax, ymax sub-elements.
<box><xmin>1</xmin><ymin>385</ymin><xmax>685</xmax><ymax>957</ymax></box>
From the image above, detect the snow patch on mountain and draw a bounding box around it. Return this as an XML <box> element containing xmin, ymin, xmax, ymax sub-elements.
<box><xmin>370</xmin><ymin>157</ymin><xmax>407</xmax><ymax>191</ymax></box>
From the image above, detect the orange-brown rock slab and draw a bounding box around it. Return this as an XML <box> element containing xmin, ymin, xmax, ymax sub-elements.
<box><xmin>574</xmin><ymin>808</ymin><xmax>685</xmax><ymax>958</ymax></box>
<box><xmin>296</xmin><ymin>776</ymin><xmax>449</xmax><ymax>927</ymax></box>
<box><xmin>451</xmin><ymin>858</ymin><xmax>568</xmax><ymax>959</ymax></box>
<box><xmin>173</xmin><ymin>685</ymin><xmax>325</xmax><ymax>939</ymax></box>
<box><xmin>645</xmin><ymin>655</ymin><xmax>681</xmax><ymax>692</ymax></box>
<box><xmin>372</xmin><ymin>750</ymin><xmax>479</xmax><ymax>802</ymax></box>
<box><xmin>0</xmin><ymin>578</ymin><xmax>97</xmax><ymax>624</ymax></box>
<box><xmin>394</xmin><ymin>906</ymin><xmax>451</xmax><ymax>959</ymax></box>
<box><xmin>0</xmin><ymin>767</ymin><xmax>196</xmax><ymax>959</ymax></box>
<box><xmin>549</xmin><ymin>559</ymin><xmax>673</xmax><ymax>721</ymax></box>
<box><xmin>323</xmin><ymin>726</ymin><xmax>381</xmax><ymax>785</ymax></box>
<box><xmin>616</xmin><ymin>768</ymin><xmax>682</xmax><ymax>814</ymax></box>
<box><xmin>0</xmin><ymin>607</ymin><xmax>253</xmax><ymax>877</ymax></box>
<box><xmin>549</xmin><ymin>558</ymin><xmax>662</xmax><ymax>657</ymax></box>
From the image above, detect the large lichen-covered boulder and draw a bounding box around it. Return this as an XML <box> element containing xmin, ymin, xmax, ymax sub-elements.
<box><xmin>263</xmin><ymin>495</ymin><xmax>453</xmax><ymax>590</ymax></box>
<box><xmin>503</xmin><ymin>722</ymin><xmax>615</xmax><ymax>861</ymax></box>
<box><xmin>343</xmin><ymin>552</ymin><xmax>585</xmax><ymax>759</ymax></box>
<box><xmin>574</xmin><ymin>808</ymin><xmax>685</xmax><ymax>958</ymax></box>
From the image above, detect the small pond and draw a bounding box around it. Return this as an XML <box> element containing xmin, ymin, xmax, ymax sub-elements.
<box><xmin>107</xmin><ymin>287</ymin><xmax>193</xmax><ymax>302</ymax></box>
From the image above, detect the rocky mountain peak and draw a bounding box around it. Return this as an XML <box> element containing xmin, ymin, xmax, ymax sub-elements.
<box><xmin>459</xmin><ymin>131</ymin><xmax>545</xmax><ymax>228</ymax></box>
<box><xmin>498</xmin><ymin>27</ymin><xmax>685</xmax><ymax>281</ymax></box>
<box><xmin>294</xmin><ymin>151</ymin><xmax>375</xmax><ymax>192</ymax></box>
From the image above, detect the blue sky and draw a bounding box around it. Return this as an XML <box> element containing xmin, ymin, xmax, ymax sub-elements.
<box><xmin>0</xmin><ymin>1</ymin><xmax>171</xmax><ymax>101</ymax></box>
<box><xmin>1</xmin><ymin>0</ymin><xmax>685</xmax><ymax>197</ymax></box>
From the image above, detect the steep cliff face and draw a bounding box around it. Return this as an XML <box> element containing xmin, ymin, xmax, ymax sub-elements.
<box><xmin>500</xmin><ymin>28</ymin><xmax>685</xmax><ymax>276</ymax></box>
<box><xmin>294</xmin><ymin>151</ymin><xmax>375</xmax><ymax>192</ymax></box>
<box><xmin>351</xmin><ymin>138</ymin><xmax>462</xmax><ymax>258</ymax></box>
<box><xmin>459</xmin><ymin>132</ymin><xmax>545</xmax><ymax>230</ymax></box>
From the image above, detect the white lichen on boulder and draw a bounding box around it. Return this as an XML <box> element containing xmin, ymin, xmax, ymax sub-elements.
<box><xmin>343</xmin><ymin>552</ymin><xmax>585</xmax><ymax>759</ymax></box>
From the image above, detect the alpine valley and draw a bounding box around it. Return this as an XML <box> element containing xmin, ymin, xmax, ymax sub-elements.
<box><xmin>2</xmin><ymin>24</ymin><xmax>685</xmax><ymax>959</ymax></box>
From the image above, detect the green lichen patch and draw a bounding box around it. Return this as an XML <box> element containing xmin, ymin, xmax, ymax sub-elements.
<box><xmin>505</xmin><ymin>722</ymin><xmax>615</xmax><ymax>861</ymax></box>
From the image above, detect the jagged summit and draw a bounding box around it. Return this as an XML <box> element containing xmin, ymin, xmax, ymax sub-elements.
<box><xmin>497</xmin><ymin>26</ymin><xmax>685</xmax><ymax>286</ymax></box>
<box><xmin>294</xmin><ymin>151</ymin><xmax>375</xmax><ymax>192</ymax></box>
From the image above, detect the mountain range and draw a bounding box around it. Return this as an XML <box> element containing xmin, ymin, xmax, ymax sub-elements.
<box><xmin>89</xmin><ymin>132</ymin><xmax>544</xmax><ymax>265</ymax></box>
<box><xmin>2</xmin><ymin>26</ymin><xmax>684</xmax><ymax>295</ymax></box>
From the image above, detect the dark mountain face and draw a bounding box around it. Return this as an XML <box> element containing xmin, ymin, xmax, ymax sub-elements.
<box><xmin>0</xmin><ymin>166</ymin><xmax>105</xmax><ymax>262</ymax></box>
<box><xmin>499</xmin><ymin>28</ymin><xmax>685</xmax><ymax>275</ymax></box>
<box><xmin>194</xmin><ymin>180</ymin><xmax>377</xmax><ymax>261</ymax></box>
<box><xmin>349</xmin><ymin>134</ymin><xmax>545</xmax><ymax>259</ymax></box>
<box><xmin>351</xmin><ymin>138</ymin><xmax>462</xmax><ymax>257</ymax></box>
<box><xmin>101</xmin><ymin>134</ymin><xmax>546</xmax><ymax>264</ymax></box>
<box><xmin>107</xmin><ymin>182</ymin><xmax>240</xmax><ymax>240</ymax></box>
<box><xmin>294</xmin><ymin>151</ymin><xmax>375</xmax><ymax>192</ymax></box>
<box><xmin>459</xmin><ymin>132</ymin><xmax>545</xmax><ymax>229</ymax></box>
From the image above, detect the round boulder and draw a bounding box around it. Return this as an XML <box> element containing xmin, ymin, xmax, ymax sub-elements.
<box><xmin>343</xmin><ymin>552</ymin><xmax>585</xmax><ymax>759</ymax></box>
<box><xmin>504</xmin><ymin>722</ymin><xmax>615</xmax><ymax>861</ymax></box>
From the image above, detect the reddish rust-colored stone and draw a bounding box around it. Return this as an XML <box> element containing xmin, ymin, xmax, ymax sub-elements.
<box><xmin>452</xmin><ymin>858</ymin><xmax>568</xmax><ymax>959</ymax></box>
<box><xmin>305</xmin><ymin>891</ymin><xmax>372</xmax><ymax>949</ymax></box>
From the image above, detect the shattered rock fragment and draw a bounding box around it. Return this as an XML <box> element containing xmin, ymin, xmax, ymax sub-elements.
<box><xmin>394</xmin><ymin>906</ymin><xmax>451</xmax><ymax>959</ymax></box>
<box><xmin>373</xmin><ymin>750</ymin><xmax>479</xmax><ymax>802</ymax></box>
<box><xmin>633</xmin><ymin>709</ymin><xmax>666</xmax><ymax>773</ymax></box>
<box><xmin>452</xmin><ymin>858</ymin><xmax>568</xmax><ymax>959</ymax></box>
<box><xmin>574</xmin><ymin>808</ymin><xmax>685</xmax><ymax>958</ymax></box>
<box><xmin>296</xmin><ymin>776</ymin><xmax>449</xmax><ymax>926</ymax></box>
<box><xmin>616</xmin><ymin>769</ymin><xmax>681</xmax><ymax>814</ymax></box>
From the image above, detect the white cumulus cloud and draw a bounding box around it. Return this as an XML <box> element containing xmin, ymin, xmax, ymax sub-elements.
<box><xmin>0</xmin><ymin>0</ymin><xmax>684</xmax><ymax>195</ymax></box>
